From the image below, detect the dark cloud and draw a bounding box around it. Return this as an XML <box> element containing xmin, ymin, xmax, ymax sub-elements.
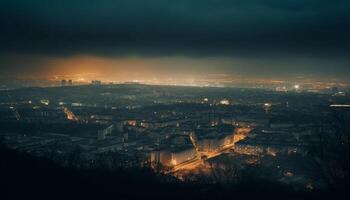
<box><xmin>0</xmin><ymin>0</ymin><xmax>349</xmax><ymax>78</ymax></box>
<box><xmin>1</xmin><ymin>0</ymin><xmax>349</xmax><ymax>56</ymax></box>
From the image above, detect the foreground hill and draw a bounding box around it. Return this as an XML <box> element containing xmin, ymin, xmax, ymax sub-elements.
<box><xmin>1</xmin><ymin>146</ymin><xmax>348</xmax><ymax>200</ymax></box>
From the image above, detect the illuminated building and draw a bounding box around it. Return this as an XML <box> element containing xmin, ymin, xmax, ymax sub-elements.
<box><xmin>150</xmin><ymin>147</ymin><xmax>197</xmax><ymax>167</ymax></box>
<box><xmin>193</xmin><ymin>124</ymin><xmax>235</xmax><ymax>154</ymax></box>
<box><xmin>97</xmin><ymin>124</ymin><xmax>114</xmax><ymax>140</ymax></box>
<box><xmin>234</xmin><ymin>129</ymin><xmax>308</xmax><ymax>156</ymax></box>
<box><xmin>40</xmin><ymin>99</ymin><xmax>50</xmax><ymax>106</ymax></box>
<box><xmin>125</xmin><ymin>120</ymin><xmax>137</xmax><ymax>126</ymax></box>
<box><xmin>150</xmin><ymin>134</ymin><xmax>197</xmax><ymax>167</ymax></box>
<box><xmin>90</xmin><ymin>115</ymin><xmax>113</xmax><ymax>124</ymax></box>
<box><xmin>202</xmin><ymin>98</ymin><xmax>209</xmax><ymax>103</ymax></box>
<box><xmin>170</xmin><ymin>148</ymin><xmax>197</xmax><ymax>166</ymax></box>
<box><xmin>63</xmin><ymin>107</ymin><xmax>78</xmax><ymax>121</ymax></box>
<box><xmin>219</xmin><ymin>99</ymin><xmax>230</xmax><ymax>105</ymax></box>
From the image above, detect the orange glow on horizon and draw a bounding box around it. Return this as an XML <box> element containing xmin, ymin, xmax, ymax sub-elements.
<box><xmin>42</xmin><ymin>55</ymin><xmax>204</xmax><ymax>83</ymax></box>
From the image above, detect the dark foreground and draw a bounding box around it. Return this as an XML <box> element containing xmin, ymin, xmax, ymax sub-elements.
<box><xmin>1</xmin><ymin>147</ymin><xmax>348</xmax><ymax>200</ymax></box>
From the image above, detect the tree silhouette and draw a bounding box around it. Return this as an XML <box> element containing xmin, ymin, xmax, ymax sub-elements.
<box><xmin>312</xmin><ymin>108</ymin><xmax>350</xmax><ymax>188</ymax></box>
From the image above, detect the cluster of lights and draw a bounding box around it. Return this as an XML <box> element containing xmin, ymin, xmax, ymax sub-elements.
<box><xmin>40</xmin><ymin>99</ymin><xmax>50</xmax><ymax>106</ymax></box>
<box><xmin>219</xmin><ymin>99</ymin><xmax>230</xmax><ymax>105</ymax></box>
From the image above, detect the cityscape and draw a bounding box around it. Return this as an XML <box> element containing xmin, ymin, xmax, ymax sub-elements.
<box><xmin>1</xmin><ymin>1</ymin><xmax>349</xmax><ymax>200</ymax></box>
<box><xmin>1</xmin><ymin>81</ymin><xmax>349</xmax><ymax>198</ymax></box>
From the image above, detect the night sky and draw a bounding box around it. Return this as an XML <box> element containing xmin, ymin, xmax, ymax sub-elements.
<box><xmin>0</xmin><ymin>0</ymin><xmax>349</xmax><ymax>80</ymax></box>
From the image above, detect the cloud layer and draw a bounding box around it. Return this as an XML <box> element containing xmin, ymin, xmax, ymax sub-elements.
<box><xmin>0</xmin><ymin>0</ymin><xmax>349</xmax><ymax>79</ymax></box>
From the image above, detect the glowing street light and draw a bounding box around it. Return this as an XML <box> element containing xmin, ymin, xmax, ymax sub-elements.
<box><xmin>264</xmin><ymin>103</ymin><xmax>272</xmax><ymax>113</ymax></box>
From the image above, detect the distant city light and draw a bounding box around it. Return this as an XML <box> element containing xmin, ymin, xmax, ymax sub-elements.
<box><xmin>284</xmin><ymin>171</ymin><xmax>294</xmax><ymax>177</ymax></box>
<box><xmin>219</xmin><ymin>99</ymin><xmax>230</xmax><ymax>105</ymax></box>
<box><xmin>72</xmin><ymin>102</ymin><xmax>83</xmax><ymax>107</ymax></box>
<box><xmin>330</xmin><ymin>104</ymin><xmax>350</xmax><ymax>107</ymax></box>
<box><xmin>40</xmin><ymin>99</ymin><xmax>50</xmax><ymax>105</ymax></box>
<box><xmin>263</xmin><ymin>103</ymin><xmax>272</xmax><ymax>113</ymax></box>
<box><xmin>294</xmin><ymin>84</ymin><xmax>300</xmax><ymax>90</ymax></box>
<box><xmin>333</xmin><ymin>91</ymin><xmax>346</xmax><ymax>96</ymax></box>
<box><xmin>264</xmin><ymin>103</ymin><xmax>272</xmax><ymax>107</ymax></box>
<box><xmin>275</xmin><ymin>86</ymin><xmax>287</xmax><ymax>92</ymax></box>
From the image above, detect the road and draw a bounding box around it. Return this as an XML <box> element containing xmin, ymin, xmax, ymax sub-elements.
<box><xmin>169</xmin><ymin>143</ymin><xmax>235</xmax><ymax>173</ymax></box>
